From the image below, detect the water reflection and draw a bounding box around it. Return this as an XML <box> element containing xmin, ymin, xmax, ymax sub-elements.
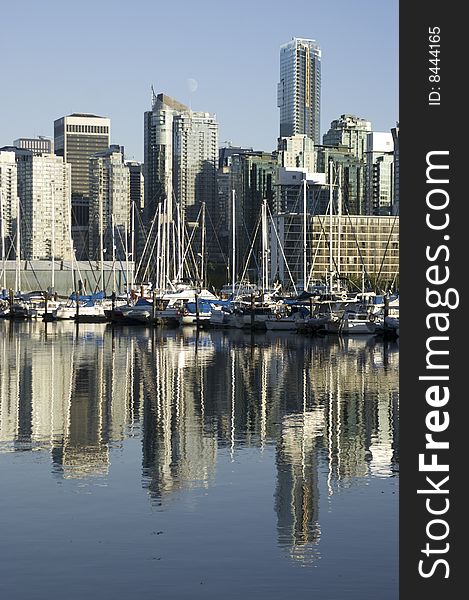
<box><xmin>0</xmin><ymin>321</ymin><xmax>398</xmax><ymax>566</ymax></box>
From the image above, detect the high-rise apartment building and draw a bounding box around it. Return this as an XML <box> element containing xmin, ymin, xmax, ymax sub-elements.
<box><xmin>143</xmin><ymin>93</ymin><xmax>188</xmax><ymax>223</ymax></box>
<box><xmin>89</xmin><ymin>146</ymin><xmax>130</xmax><ymax>262</ymax></box>
<box><xmin>365</xmin><ymin>132</ymin><xmax>394</xmax><ymax>215</ymax></box>
<box><xmin>322</xmin><ymin>115</ymin><xmax>372</xmax><ymax>161</ymax></box>
<box><xmin>173</xmin><ymin>110</ymin><xmax>218</xmax><ymax>223</ymax></box>
<box><xmin>144</xmin><ymin>93</ymin><xmax>219</xmax><ymax>264</ymax></box>
<box><xmin>0</xmin><ymin>150</ymin><xmax>18</xmax><ymax>261</ymax></box>
<box><xmin>278</xmin><ymin>38</ymin><xmax>321</xmax><ymax>144</ymax></box>
<box><xmin>54</xmin><ymin>113</ymin><xmax>111</xmax><ymax>259</ymax></box>
<box><xmin>15</xmin><ymin>150</ymin><xmax>72</xmax><ymax>261</ymax></box>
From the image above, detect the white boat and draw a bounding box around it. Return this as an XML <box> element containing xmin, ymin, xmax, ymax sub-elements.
<box><xmin>338</xmin><ymin>308</ymin><xmax>377</xmax><ymax>334</ymax></box>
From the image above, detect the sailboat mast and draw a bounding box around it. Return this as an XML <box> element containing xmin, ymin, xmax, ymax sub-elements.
<box><xmin>231</xmin><ymin>189</ymin><xmax>236</xmax><ymax>295</ymax></box>
<box><xmin>261</xmin><ymin>198</ymin><xmax>269</xmax><ymax>293</ymax></box>
<box><xmin>111</xmin><ymin>214</ymin><xmax>116</xmax><ymax>293</ymax></box>
<box><xmin>303</xmin><ymin>177</ymin><xmax>307</xmax><ymax>292</ymax></box>
<box><xmin>99</xmin><ymin>186</ymin><xmax>104</xmax><ymax>292</ymax></box>
<box><xmin>15</xmin><ymin>196</ymin><xmax>20</xmax><ymax>293</ymax></box>
<box><xmin>328</xmin><ymin>160</ymin><xmax>334</xmax><ymax>294</ymax></box>
<box><xmin>0</xmin><ymin>190</ymin><xmax>6</xmax><ymax>291</ymax></box>
<box><xmin>51</xmin><ymin>180</ymin><xmax>55</xmax><ymax>291</ymax></box>
<box><xmin>131</xmin><ymin>201</ymin><xmax>135</xmax><ymax>291</ymax></box>
<box><xmin>337</xmin><ymin>164</ymin><xmax>342</xmax><ymax>291</ymax></box>
<box><xmin>176</xmin><ymin>202</ymin><xmax>183</xmax><ymax>281</ymax></box>
<box><xmin>201</xmin><ymin>201</ymin><xmax>206</xmax><ymax>287</ymax></box>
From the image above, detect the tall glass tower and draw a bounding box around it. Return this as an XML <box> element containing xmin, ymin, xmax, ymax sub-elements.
<box><xmin>277</xmin><ymin>38</ymin><xmax>321</xmax><ymax>144</ymax></box>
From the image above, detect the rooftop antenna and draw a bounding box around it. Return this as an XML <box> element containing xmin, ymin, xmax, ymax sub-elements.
<box><xmin>151</xmin><ymin>85</ymin><xmax>157</xmax><ymax>109</ymax></box>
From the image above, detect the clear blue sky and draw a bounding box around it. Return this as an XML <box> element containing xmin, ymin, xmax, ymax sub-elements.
<box><xmin>1</xmin><ymin>0</ymin><xmax>398</xmax><ymax>162</ymax></box>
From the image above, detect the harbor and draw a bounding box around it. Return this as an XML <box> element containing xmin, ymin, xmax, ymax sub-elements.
<box><xmin>0</xmin><ymin>321</ymin><xmax>399</xmax><ymax>599</ymax></box>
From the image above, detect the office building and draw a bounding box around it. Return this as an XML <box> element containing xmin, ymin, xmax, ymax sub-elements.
<box><xmin>278</xmin><ymin>38</ymin><xmax>321</xmax><ymax>143</ymax></box>
<box><xmin>54</xmin><ymin>113</ymin><xmax>111</xmax><ymax>259</ymax></box>
<box><xmin>13</xmin><ymin>136</ymin><xmax>54</xmax><ymax>155</ymax></box>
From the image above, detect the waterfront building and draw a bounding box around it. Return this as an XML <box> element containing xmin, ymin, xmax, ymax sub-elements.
<box><xmin>54</xmin><ymin>113</ymin><xmax>111</xmax><ymax>259</ymax></box>
<box><xmin>365</xmin><ymin>132</ymin><xmax>394</xmax><ymax>215</ymax></box>
<box><xmin>15</xmin><ymin>150</ymin><xmax>72</xmax><ymax>261</ymax></box>
<box><xmin>270</xmin><ymin>213</ymin><xmax>399</xmax><ymax>291</ymax></box>
<box><xmin>13</xmin><ymin>136</ymin><xmax>54</xmax><ymax>155</ymax></box>
<box><xmin>0</xmin><ymin>150</ymin><xmax>18</xmax><ymax>261</ymax></box>
<box><xmin>89</xmin><ymin>146</ymin><xmax>130</xmax><ymax>262</ymax></box>
<box><xmin>278</xmin><ymin>38</ymin><xmax>321</xmax><ymax>144</ymax></box>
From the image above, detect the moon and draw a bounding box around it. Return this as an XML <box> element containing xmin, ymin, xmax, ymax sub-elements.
<box><xmin>187</xmin><ymin>78</ymin><xmax>198</xmax><ymax>93</ymax></box>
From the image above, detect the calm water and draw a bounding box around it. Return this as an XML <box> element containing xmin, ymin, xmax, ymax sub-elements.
<box><xmin>0</xmin><ymin>321</ymin><xmax>399</xmax><ymax>600</ymax></box>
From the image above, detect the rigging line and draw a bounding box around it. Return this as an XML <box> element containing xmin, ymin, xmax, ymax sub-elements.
<box><xmin>342</xmin><ymin>201</ymin><xmax>372</xmax><ymax>288</ymax></box>
<box><xmin>141</xmin><ymin>225</ymin><xmax>160</xmax><ymax>285</ymax></box>
<box><xmin>204</xmin><ymin>205</ymin><xmax>228</xmax><ymax>267</ymax></box>
<box><xmin>374</xmin><ymin>212</ymin><xmax>399</xmax><ymax>292</ymax></box>
<box><xmin>135</xmin><ymin>207</ymin><xmax>158</xmax><ymax>278</ymax></box>
<box><xmin>266</xmin><ymin>203</ymin><xmax>298</xmax><ymax>294</ymax></box>
<box><xmin>240</xmin><ymin>213</ymin><xmax>261</xmax><ymax>274</ymax></box>
<box><xmin>237</xmin><ymin>215</ymin><xmax>261</xmax><ymax>292</ymax></box>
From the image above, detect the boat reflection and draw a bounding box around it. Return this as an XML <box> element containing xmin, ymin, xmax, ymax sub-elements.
<box><xmin>0</xmin><ymin>321</ymin><xmax>398</xmax><ymax>565</ymax></box>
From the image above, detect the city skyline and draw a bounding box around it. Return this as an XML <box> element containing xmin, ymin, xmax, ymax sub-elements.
<box><xmin>0</xmin><ymin>0</ymin><xmax>398</xmax><ymax>161</ymax></box>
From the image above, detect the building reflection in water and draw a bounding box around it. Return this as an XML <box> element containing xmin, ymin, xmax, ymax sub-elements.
<box><xmin>0</xmin><ymin>321</ymin><xmax>398</xmax><ymax>565</ymax></box>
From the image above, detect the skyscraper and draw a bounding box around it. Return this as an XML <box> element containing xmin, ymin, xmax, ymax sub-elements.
<box><xmin>15</xmin><ymin>149</ymin><xmax>72</xmax><ymax>261</ymax></box>
<box><xmin>173</xmin><ymin>110</ymin><xmax>218</xmax><ymax>223</ymax></box>
<box><xmin>143</xmin><ymin>93</ymin><xmax>188</xmax><ymax>224</ymax></box>
<box><xmin>54</xmin><ymin>114</ymin><xmax>111</xmax><ymax>259</ymax></box>
<box><xmin>278</xmin><ymin>38</ymin><xmax>321</xmax><ymax>144</ymax></box>
<box><xmin>0</xmin><ymin>150</ymin><xmax>18</xmax><ymax>261</ymax></box>
<box><xmin>143</xmin><ymin>92</ymin><xmax>219</xmax><ymax>264</ymax></box>
<box><xmin>89</xmin><ymin>146</ymin><xmax>130</xmax><ymax>262</ymax></box>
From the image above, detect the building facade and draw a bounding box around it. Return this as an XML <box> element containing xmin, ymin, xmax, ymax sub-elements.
<box><xmin>54</xmin><ymin>114</ymin><xmax>111</xmax><ymax>259</ymax></box>
<box><xmin>278</xmin><ymin>134</ymin><xmax>316</xmax><ymax>172</ymax></box>
<box><xmin>322</xmin><ymin>115</ymin><xmax>371</xmax><ymax>161</ymax></box>
<box><xmin>391</xmin><ymin>124</ymin><xmax>399</xmax><ymax>215</ymax></box>
<box><xmin>173</xmin><ymin>111</ymin><xmax>218</xmax><ymax>221</ymax></box>
<box><xmin>14</xmin><ymin>136</ymin><xmax>54</xmax><ymax>155</ymax></box>
<box><xmin>15</xmin><ymin>150</ymin><xmax>72</xmax><ymax>261</ymax></box>
<box><xmin>278</xmin><ymin>38</ymin><xmax>321</xmax><ymax>144</ymax></box>
<box><xmin>270</xmin><ymin>213</ymin><xmax>399</xmax><ymax>291</ymax></box>
<box><xmin>89</xmin><ymin>146</ymin><xmax>130</xmax><ymax>262</ymax></box>
<box><xmin>143</xmin><ymin>93</ymin><xmax>188</xmax><ymax>224</ymax></box>
<box><xmin>365</xmin><ymin>132</ymin><xmax>394</xmax><ymax>215</ymax></box>
<box><xmin>0</xmin><ymin>150</ymin><xmax>18</xmax><ymax>261</ymax></box>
